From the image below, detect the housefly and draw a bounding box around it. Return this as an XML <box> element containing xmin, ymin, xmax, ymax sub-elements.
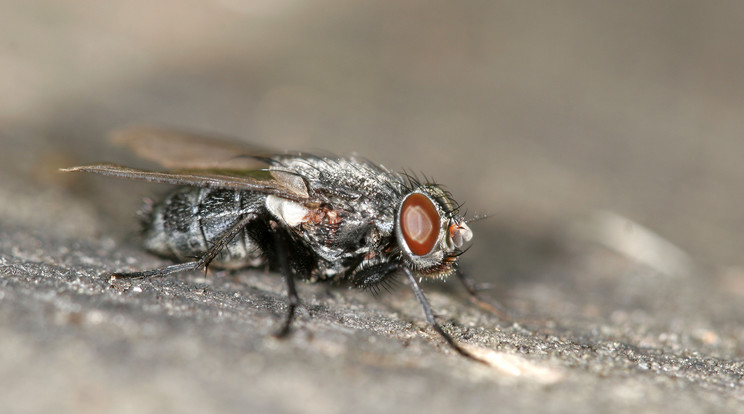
<box><xmin>63</xmin><ymin>126</ymin><xmax>493</xmax><ymax>361</ymax></box>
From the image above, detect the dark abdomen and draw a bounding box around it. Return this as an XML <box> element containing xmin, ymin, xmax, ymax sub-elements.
<box><xmin>142</xmin><ymin>187</ymin><xmax>266</xmax><ymax>268</ymax></box>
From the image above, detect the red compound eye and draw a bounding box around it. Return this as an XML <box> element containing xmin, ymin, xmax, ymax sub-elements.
<box><xmin>400</xmin><ymin>193</ymin><xmax>440</xmax><ymax>256</ymax></box>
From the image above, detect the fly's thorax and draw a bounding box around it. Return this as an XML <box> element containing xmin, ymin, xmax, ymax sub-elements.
<box><xmin>265</xmin><ymin>191</ymin><xmax>397</xmax><ymax>280</ymax></box>
<box><xmin>395</xmin><ymin>185</ymin><xmax>473</xmax><ymax>276</ymax></box>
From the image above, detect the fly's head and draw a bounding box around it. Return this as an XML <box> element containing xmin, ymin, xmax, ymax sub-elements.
<box><xmin>395</xmin><ymin>184</ymin><xmax>473</xmax><ymax>278</ymax></box>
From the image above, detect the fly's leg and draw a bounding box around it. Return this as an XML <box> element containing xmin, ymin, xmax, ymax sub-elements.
<box><xmin>270</xmin><ymin>221</ymin><xmax>302</xmax><ymax>338</ymax></box>
<box><xmin>112</xmin><ymin>261</ymin><xmax>202</xmax><ymax>279</ymax></box>
<box><xmin>454</xmin><ymin>268</ymin><xmax>513</xmax><ymax>321</ymax></box>
<box><xmin>112</xmin><ymin>213</ymin><xmax>255</xmax><ymax>279</ymax></box>
<box><xmin>354</xmin><ymin>263</ymin><xmax>485</xmax><ymax>362</ymax></box>
<box><xmin>273</xmin><ymin>271</ymin><xmax>300</xmax><ymax>338</ymax></box>
<box><xmin>401</xmin><ymin>267</ymin><xmax>486</xmax><ymax>364</ymax></box>
<box><xmin>351</xmin><ymin>261</ymin><xmax>399</xmax><ymax>293</ymax></box>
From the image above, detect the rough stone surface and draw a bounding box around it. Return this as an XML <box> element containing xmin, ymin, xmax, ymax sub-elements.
<box><xmin>1</xmin><ymin>1</ymin><xmax>743</xmax><ymax>413</ymax></box>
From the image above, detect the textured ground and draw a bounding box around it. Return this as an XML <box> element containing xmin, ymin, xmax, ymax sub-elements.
<box><xmin>1</xmin><ymin>1</ymin><xmax>744</xmax><ymax>413</ymax></box>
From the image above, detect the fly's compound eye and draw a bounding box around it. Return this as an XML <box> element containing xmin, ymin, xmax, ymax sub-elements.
<box><xmin>400</xmin><ymin>193</ymin><xmax>441</xmax><ymax>256</ymax></box>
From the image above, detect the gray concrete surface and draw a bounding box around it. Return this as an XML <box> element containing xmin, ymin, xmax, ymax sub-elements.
<box><xmin>1</xmin><ymin>1</ymin><xmax>743</xmax><ymax>413</ymax></box>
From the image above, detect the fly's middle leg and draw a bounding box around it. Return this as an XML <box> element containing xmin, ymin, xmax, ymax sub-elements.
<box><xmin>269</xmin><ymin>220</ymin><xmax>303</xmax><ymax>338</ymax></box>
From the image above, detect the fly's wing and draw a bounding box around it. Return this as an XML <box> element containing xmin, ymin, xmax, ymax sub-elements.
<box><xmin>63</xmin><ymin>126</ymin><xmax>310</xmax><ymax>199</ymax></box>
<box><xmin>110</xmin><ymin>125</ymin><xmax>273</xmax><ymax>170</ymax></box>
<box><xmin>61</xmin><ymin>164</ymin><xmax>310</xmax><ymax>200</ymax></box>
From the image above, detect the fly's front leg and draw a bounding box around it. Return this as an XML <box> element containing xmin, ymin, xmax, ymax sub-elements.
<box><xmin>351</xmin><ymin>261</ymin><xmax>399</xmax><ymax>293</ymax></box>
<box><xmin>355</xmin><ymin>263</ymin><xmax>485</xmax><ymax>362</ymax></box>
<box><xmin>112</xmin><ymin>213</ymin><xmax>255</xmax><ymax>279</ymax></box>
<box><xmin>402</xmin><ymin>267</ymin><xmax>486</xmax><ymax>363</ymax></box>
<box><xmin>454</xmin><ymin>268</ymin><xmax>512</xmax><ymax>321</ymax></box>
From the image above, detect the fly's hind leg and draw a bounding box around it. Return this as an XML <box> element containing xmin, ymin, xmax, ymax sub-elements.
<box><xmin>112</xmin><ymin>214</ymin><xmax>255</xmax><ymax>279</ymax></box>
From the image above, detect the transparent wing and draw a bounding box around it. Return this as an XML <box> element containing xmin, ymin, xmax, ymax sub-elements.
<box><xmin>110</xmin><ymin>125</ymin><xmax>274</xmax><ymax>170</ymax></box>
<box><xmin>61</xmin><ymin>163</ymin><xmax>309</xmax><ymax>200</ymax></box>
<box><xmin>64</xmin><ymin>126</ymin><xmax>311</xmax><ymax>198</ymax></box>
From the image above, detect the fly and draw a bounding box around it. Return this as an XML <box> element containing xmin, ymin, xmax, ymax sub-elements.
<box><xmin>63</xmin><ymin>126</ymin><xmax>495</xmax><ymax>361</ymax></box>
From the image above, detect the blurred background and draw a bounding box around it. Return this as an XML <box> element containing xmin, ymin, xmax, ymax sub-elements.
<box><xmin>2</xmin><ymin>1</ymin><xmax>744</xmax><ymax>412</ymax></box>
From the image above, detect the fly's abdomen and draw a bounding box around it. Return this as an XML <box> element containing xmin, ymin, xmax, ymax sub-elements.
<box><xmin>142</xmin><ymin>187</ymin><xmax>265</xmax><ymax>268</ymax></box>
